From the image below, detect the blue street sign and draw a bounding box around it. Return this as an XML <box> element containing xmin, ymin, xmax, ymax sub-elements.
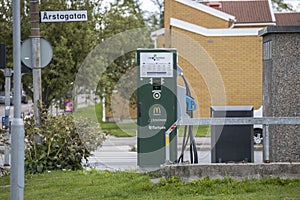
<box><xmin>2</xmin><ymin>116</ymin><xmax>9</xmax><ymax>129</ymax></box>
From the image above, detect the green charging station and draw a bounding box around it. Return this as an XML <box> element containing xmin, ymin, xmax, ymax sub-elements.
<box><xmin>137</xmin><ymin>49</ymin><xmax>178</xmax><ymax>171</ymax></box>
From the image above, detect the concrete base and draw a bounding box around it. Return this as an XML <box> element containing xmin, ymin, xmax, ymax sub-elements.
<box><xmin>160</xmin><ymin>163</ymin><xmax>300</xmax><ymax>181</ymax></box>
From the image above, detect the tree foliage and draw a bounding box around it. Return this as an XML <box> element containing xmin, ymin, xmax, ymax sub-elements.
<box><xmin>0</xmin><ymin>0</ymin><xmax>30</xmax><ymax>90</ymax></box>
<box><xmin>1</xmin><ymin>0</ymin><xmax>151</xmax><ymax>108</ymax></box>
<box><xmin>272</xmin><ymin>0</ymin><xmax>293</xmax><ymax>11</ymax></box>
<box><xmin>150</xmin><ymin>0</ymin><xmax>164</xmax><ymax>29</ymax></box>
<box><xmin>95</xmin><ymin>0</ymin><xmax>152</xmax><ymax>104</ymax></box>
<box><xmin>23</xmin><ymin>0</ymin><xmax>100</xmax><ymax>107</ymax></box>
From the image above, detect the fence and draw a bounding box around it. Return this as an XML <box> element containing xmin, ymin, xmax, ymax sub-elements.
<box><xmin>178</xmin><ymin>117</ymin><xmax>300</xmax><ymax>162</ymax></box>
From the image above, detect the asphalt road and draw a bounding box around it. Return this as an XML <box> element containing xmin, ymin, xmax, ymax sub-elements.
<box><xmin>0</xmin><ymin>101</ymin><xmax>33</xmax><ymax>118</ymax></box>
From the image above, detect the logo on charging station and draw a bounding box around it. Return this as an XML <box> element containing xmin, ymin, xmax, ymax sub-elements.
<box><xmin>149</xmin><ymin>54</ymin><xmax>164</xmax><ymax>62</ymax></box>
<box><xmin>153</xmin><ymin>106</ymin><xmax>162</xmax><ymax>116</ymax></box>
<box><xmin>149</xmin><ymin>105</ymin><xmax>166</xmax><ymax>130</ymax></box>
<box><xmin>151</xmin><ymin>54</ymin><xmax>157</xmax><ymax>61</ymax></box>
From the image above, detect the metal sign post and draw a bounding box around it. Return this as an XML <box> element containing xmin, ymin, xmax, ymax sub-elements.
<box><xmin>0</xmin><ymin>44</ymin><xmax>12</xmax><ymax>166</ymax></box>
<box><xmin>30</xmin><ymin>0</ymin><xmax>42</xmax><ymax>129</ymax></box>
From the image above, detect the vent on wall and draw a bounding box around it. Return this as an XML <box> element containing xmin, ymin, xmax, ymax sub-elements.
<box><xmin>207</xmin><ymin>2</ymin><xmax>222</xmax><ymax>8</ymax></box>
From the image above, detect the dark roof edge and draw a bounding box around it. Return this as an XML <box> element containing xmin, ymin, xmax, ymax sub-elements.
<box><xmin>259</xmin><ymin>26</ymin><xmax>300</xmax><ymax>36</ymax></box>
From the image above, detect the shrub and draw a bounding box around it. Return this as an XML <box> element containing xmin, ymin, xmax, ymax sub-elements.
<box><xmin>24</xmin><ymin>108</ymin><xmax>105</xmax><ymax>173</ymax></box>
<box><xmin>0</xmin><ymin>129</ymin><xmax>8</xmax><ymax>148</ymax></box>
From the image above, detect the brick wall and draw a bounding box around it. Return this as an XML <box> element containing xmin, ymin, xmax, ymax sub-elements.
<box><xmin>165</xmin><ymin>0</ymin><xmax>230</xmax><ymax>29</ymax></box>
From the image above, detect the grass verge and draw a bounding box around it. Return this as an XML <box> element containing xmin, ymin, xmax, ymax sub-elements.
<box><xmin>74</xmin><ymin>103</ymin><xmax>136</xmax><ymax>137</ymax></box>
<box><xmin>0</xmin><ymin>170</ymin><xmax>299</xmax><ymax>200</ymax></box>
<box><xmin>178</xmin><ymin>125</ymin><xmax>210</xmax><ymax>137</ymax></box>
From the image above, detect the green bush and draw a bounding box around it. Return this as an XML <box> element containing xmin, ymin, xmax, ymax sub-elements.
<box><xmin>24</xmin><ymin>109</ymin><xmax>105</xmax><ymax>173</ymax></box>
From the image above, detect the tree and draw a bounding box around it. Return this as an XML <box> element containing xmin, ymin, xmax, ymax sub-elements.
<box><xmin>143</xmin><ymin>0</ymin><xmax>164</xmax><ymax>29</ymax></box>
<box><xmin>0</xmin><ymin>0</ymin><xmax>30</xmax><ymax>90</ymax></box>
<box><xmin>151</xmin><ymin>0</ymin><xmax>164</xmax><ymax>28</ymax></box>
<box><xmin>0</xmin><ymin>0</ymin><xmax>101</xmax><ymax>107</ymax></box>
<box><xmin>18</xmin><ymin>0</ymin><xmax>151</xmax><ymax>109</ymax></box>
<box><xmin>272</xmin><ymin>0</ymin><xmax>293</xmax><ymax>11</ymax></box>
<box><xmin>41</xmin><ymin>0</ymin><xmax>101</xmax><ymax>107</ymax></box>
<box><xmin>95</xmin><ymin>0</ymin><xmax>152</xmax><ymax>105</ymax></box>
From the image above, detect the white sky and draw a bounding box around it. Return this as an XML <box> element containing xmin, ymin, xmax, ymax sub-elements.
<box><xmin>139</xmin><ymin>0</ymin><xmax>160</xmax><ymax>13</ymax></box>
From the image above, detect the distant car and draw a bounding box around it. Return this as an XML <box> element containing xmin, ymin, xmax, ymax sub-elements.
<box><xmin>254</xmin><ymin>106</ymin><xmax>263</xmax><ymax>144</ymax></box>
<box><xmin>21</xmin><ymin>90</ymin><xmax>28</xmax><ymax>104</ymax></box>
<box><xmin>0</xmin><ymin>91</ymin><xmax>13</xmax><ymax>105</ymax></box>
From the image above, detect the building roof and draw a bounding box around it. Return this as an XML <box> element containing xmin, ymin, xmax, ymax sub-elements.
<box><xmin>201</xmin><ymin>0</ymin><xmax>275</xmax><ymax>24</ymax></box>
<box><xmin>275</xmin><ymin>13</ymin><xmax>300</xmax><ymax>26</ymax></box>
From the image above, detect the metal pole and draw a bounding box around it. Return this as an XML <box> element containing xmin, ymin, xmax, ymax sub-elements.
<box><xmin>4</xmin><ymin>68</ymin><xmax>12</xmax><ymax>166</ymax></box>
<box><xmin>30</xmin><ymin>0</ymin><xmax>41</xmax><ymax>127</ymax></box>
<box><xmin>11</xmin><ymin>0</ymin><xmax>25</xmax><ymax>199</ymax></box>
<box><xmin>264</xmin><ymin>124</ymin><xmax>270</xmax><ymax>163</ymax></box>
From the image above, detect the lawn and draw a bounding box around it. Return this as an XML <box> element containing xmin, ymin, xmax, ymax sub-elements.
<box><xmin>74</xmin><ymin>103</ymin><xmax>210</xmax><ymax>137</ymax></box>
<box><xmin>74</xmin><ymin>103</ymin><xmax>136</xmax><ymax>137</ymax></box>
<box><xmin>0</xmin><ymin>170</ymin><xmax>299</xmax><ymax>199</ymax></box>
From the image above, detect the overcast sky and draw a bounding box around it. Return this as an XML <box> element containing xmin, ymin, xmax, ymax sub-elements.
<box><xmin>139</xmin><ymin>0</ymin><xmax>160</xmax><ymax>13</ymax></box>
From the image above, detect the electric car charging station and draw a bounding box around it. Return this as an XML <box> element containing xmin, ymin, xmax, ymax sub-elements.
<box><xmin>137</xmin><ymin>49</ymin><xmax>198</xmax><ymax>172</ymax></box>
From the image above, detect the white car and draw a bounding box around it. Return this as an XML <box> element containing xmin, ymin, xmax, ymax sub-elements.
<box><xmin>0</xmin><ymin>91</ymin><xmax>13</xmax><ymax>105</ymax></box>
<box><xmin>254</xmin><ymin>106</ymin><xmax>263</xmax><ymax>144</ymax></box>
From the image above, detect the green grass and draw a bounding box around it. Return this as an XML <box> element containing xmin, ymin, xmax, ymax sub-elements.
<box><xmin>178</xmin><ymin>125</ymin><xmax>210</xmax><ymax>137</ymax></box>
<box><xmin>74</xmin><ymin>103</ymin><xmax>210</xmax><ymax>138</ymax></box>
<box><xmin>0</xmin><ymin>170</ymin><xmax>299</xmax><ymax>199</ymax></box>
<box><xmin>100</xmin><ymin>122</ymin><xmax>137</xmax><ymax>137</ymax></box>
<box><xmin>73</xmin><ymin>103</ymin><xmax>102</xmax><ymax>123</ymax></box>
<box><xmin>74</xmin><ymin>103</ymin><xmax>136</xmax><ymax>137</ymax></box>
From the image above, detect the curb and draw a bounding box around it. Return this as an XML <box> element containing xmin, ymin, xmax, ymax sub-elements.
<box><xmin>161</xmin><ymin>162</ymin><xmax>300</xmax><ymax>181</ymax></box>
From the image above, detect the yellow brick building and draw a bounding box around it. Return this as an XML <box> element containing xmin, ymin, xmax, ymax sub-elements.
<box><xmin>151</xmin><ymin>0</ymin><xmax>278</xmax><ymax>117</ymax></box>
<box><xmin>105</xmin><ymin>0</ymin><xmax>300</xmax><ymax>121</ymax></box>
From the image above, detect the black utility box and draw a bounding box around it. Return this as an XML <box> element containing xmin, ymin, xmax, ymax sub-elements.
<box><xmin>211</xmin><ymin>106</ymin><xmax>254</xmax><ymax>163</ymax></box>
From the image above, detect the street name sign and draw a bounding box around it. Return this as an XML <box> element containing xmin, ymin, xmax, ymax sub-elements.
<box><xmin>40</xmin><ymin>10</ymin><xmax>88</xmax><ymax>22</ymax></box>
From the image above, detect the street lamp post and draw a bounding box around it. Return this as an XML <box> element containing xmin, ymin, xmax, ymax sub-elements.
<box><xmin>11</xmin><ymin>0</ymin><xmax>25</xmax><ymax>199</ymax></box>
